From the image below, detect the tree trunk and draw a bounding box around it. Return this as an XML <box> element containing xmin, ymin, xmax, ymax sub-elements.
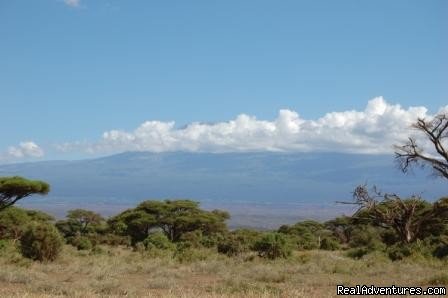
<box><xmin>403</xmin><ymin>220</ymin><xmax>413</xmax><ymax>243</ymax></box>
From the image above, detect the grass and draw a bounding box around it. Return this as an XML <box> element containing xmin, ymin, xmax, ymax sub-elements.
<box><xmin>1</xmin><ymin>243</ymin><xmax>447</xmax><ymax>297</ymax></box>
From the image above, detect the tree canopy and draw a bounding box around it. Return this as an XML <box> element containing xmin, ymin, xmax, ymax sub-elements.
<box><xmin>56</xmin><ymin>209</ymin><xmax>105</xmax><ymax>238</ymax></box>
<box><xmin>0</xmin><ymin>176</ymin><xmax>50</xmax><ymax>211</ymax></box>
<box><xmin>109</xmin><ymin>199</ymin><xmax>229</xmax><ymax>243</ymax></box>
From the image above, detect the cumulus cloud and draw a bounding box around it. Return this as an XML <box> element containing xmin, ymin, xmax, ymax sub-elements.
<box><xmin>64</xmin><ymin>0</ymin><xmax>80</xmax><ymax>8</ymax></box>
<box><xmin>0</xmin><ymin>142</ymin><xmax>45</xmax><ymax>163</ymax></box>
<box><xmin>57</xmin><ymin>97</ymin><xmax>447</xmax><ymax>155</ymax></box>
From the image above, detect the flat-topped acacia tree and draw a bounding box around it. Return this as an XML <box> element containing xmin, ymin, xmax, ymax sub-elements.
<box><xmin>0</xmin><ymin>176</ymin><xmax>50</xmax><ymax>212</ymax></box>
<box><xmin>108</xmin><ymin>199</ymin><xmax>229</xmax><ymax>243</ymax></box>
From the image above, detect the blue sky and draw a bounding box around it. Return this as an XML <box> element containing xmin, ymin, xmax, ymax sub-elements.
<box><xmin>0</xmin><ymin>0</ymin><xmax>447</xmax><ymax>162</ymax></box>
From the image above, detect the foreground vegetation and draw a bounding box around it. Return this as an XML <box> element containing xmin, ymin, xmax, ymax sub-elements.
<box><xmin>0</xmin><ymin>193</ymin><xmax>447</xmax><ymax>297</ymax></box>
<box><xmin>1</xmin><ymin>240</ymin><xmax>448</xmax><ymax>298</ymax></box>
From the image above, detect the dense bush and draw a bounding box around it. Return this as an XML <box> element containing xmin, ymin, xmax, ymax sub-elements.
<box><xmin>387</xmin><ymin>240</ymin><xmax>435</xmax><ymax>261</ymax></box>
<box><xmin>278</xmin><ymin>221</ymin><xmax>333</xmax><ymax>250</ymax></box>
<box><xmin>20</xmin><ymin>223</ymin><xmax>63</xmax><ymax>262</ymax></box>
<box><xmin>349</xmin><ymin>225</ymin><xmax>385</xmax><ymax>251</ymax></box>
<box><xmin>178</xmin><ymin>230</ymin><xmax>203</xmax><ymax>248</ymax></box>
<box><xmin>253</xmin><ymin>232</ymin><xmax>293</xmax><ymax>259</ymax></box>
<box><xmin>218</xmin><ymin>235</ymin><xmax>246</xmax><ymax>256</ymax></box>
<box><xmin>320</xmin><ymin>237</ymin><xmax>340</xmax><ymax>250</ymax></box>
<box><xmin>143</xmin><ymin>232</ymin><xmax>175</xmax><ymax>251</ymax></box>
<box><xmin>387</xmin><ymin>244</ymin><xmax>413</xmax><ymax>261</ymax></box>
<box><xmin>200</xmin><ymin>234</ymin><xmax>223</xmax><ymax>248</ymax></box>
<box><xmin>345</xmin><ymin>225</ymin><xmax>386</xmax><ymax>259</ymax></box>
<box><xmin>0</xmin><ymin>207</ymin><xmax>54</xmax><ymax>242</ymax></box>
<box><xmin>69</xmin><ymin>235</ymin><xmax>93</xmax><ymax>250</ymax></box>
<box><xmin>217</xmin><ymin>229</ymin><xmax>262</xmax><ymax>257</ymax></box>
<box><xmin>232</xmin><ymin>229</ymin><xmax>262</xmax><ymax>249</ymax></box>
<box><xmin>0</xmin><ymin>207</ymin><xmax>30</xmax><ymax>241</ymax></box>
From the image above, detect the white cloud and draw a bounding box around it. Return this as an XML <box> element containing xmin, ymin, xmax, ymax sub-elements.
<box><xmin>57</xmin><ymin>97</ymin><xmax>446</xmax><ymax>156</ymax></box>
<box><xmin>0</xmin><ymin>142</ymin><xmax>45</xmax><ymax>163</ymax></box>
<box><xmin>64</xmin><ymin>0</ymin><xmax>80</xmax><ymax>8</ymax></box>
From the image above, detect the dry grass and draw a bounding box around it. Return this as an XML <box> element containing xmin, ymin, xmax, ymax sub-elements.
<box><xmin>0</xmin><ymin>243</ymin><xmax>447</xmax><ymax>297</ymax></box>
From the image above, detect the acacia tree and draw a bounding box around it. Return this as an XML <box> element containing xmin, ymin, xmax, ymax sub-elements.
<box><xmin>136</xmin><ymin>200</ymin><xmax>229</xmax><ymax>241</ymax></box>
<box><xmin>349</xmin><ymin>184</ymin><xmax>448</xmax><ymax>243</ymax></box>
<box><xmin>0</xmin><ymin>176</ymin><xmax>50</xmax><ymax>211</ymax></box>
<box><xmin>110</xmin><ymin>199</ymin><xmax>229</xmax><ymax>243</ymax></box>
<box><xmin>395</xmin><ymin>113</ymin><xmax>448</xmax><ymax>180</ymax></box>
<box><xmin>107</xmin><ymin>209</ymin><xmax>156</xmax><ymax>244</ymax></box>
<box><xmin>67</xmin><ymin>209</ymin><xmax>104</xmax><ymax>234</ymax></box>
<box><xmin>56</xmin><ymin>209</ymin><xmax>105</xmax><ymax>239</ymax></box>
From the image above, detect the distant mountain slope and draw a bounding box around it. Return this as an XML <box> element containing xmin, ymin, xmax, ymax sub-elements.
<box><xmin>0</xmin><ymin>152</ymin><xmax>445</xmax><ymax>228</ymax></box>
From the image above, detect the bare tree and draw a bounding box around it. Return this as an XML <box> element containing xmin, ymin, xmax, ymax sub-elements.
<box><xmin>394</xmin><ymin>113</ymin><xmax>448</xmax><ymax>180</ymax></box>
<box><xmin>349</xmin><ymin>184</ymin><xmax>435</xmax><ymax>243</ymax></box>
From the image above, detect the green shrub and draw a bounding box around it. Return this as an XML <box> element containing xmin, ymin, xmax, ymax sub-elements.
<box><xmin>278</xmin><ymin>221</ymin><xmax>331</xmax><ymax>250</ymax></box>
<box><xmin>388</xmin><ymin>246</ymin><xmax>409</xmax><ymax>261</ymax></box>
<box><xmin>216</xmin><ymin>229</ymin><xmax>261</xmax><ymax>257</ymax></box>
<box><xmin>232</xmin><ymin>229</ymin><xmax>262</xmax><ymax>249</ymax></box>
<box><xmin>381</xmin><ymin>229</ymin><xmax>400</xmax><ymax>246</ymax></box>
<box><xmin>320</xmin><ymin>237</ymin><xmax>340</xmax><ymax>250</ymax></box>
<box><xmin>349</xmin><ymin>225</ymin><xmax>385</xmax><ymax>251</ymax></box>
<box><xmin>20</xmin><ymin>223</ymin><xmax>63</xmax><ymax>262</ymax></box>
<box><xmin>71</xmin><ymin>236</ymin><xmax>93</xmax><ymax>251</ymax></box>
<box><xmin>200</xmin><ymin>234</ymin><xmax>223</xmax><ymax>248</ymax></box>
<box><xmin>294</xmin><ymin>233</ymin><xmax>319</xmax><ymax>250</ymax></box>
<box><xmin>253</xmin><ymin>232</ymin><xmax>293</xmax><ymax>259</ymax></box>
<box><xmin>387</xmin><ymin>240</ymin><xmax>433</xmax><ymax>261</ymax></box>
<box><xmin>0</xmin><ymin>207</ymin><xmax>29</xmax><ymax>241</ymax></box>
<box><xmin>143</xmin><ymin>232</ymin><xmax>175</xmax><ymax>251</ymax></box>
<box><xmin>345</xmin><ymin>225</ymin><xmax>385</xmax><ymax>259</ymax></box>
<box><xmin>178</xmin><ymin>230</ymin><xmax>203</xmax><ymax>248</ymax></box>
<box><xmin>217</xmin><ymin>235</ymin><xmax>246</xmax><ymax>256</ymax></box>
<box><xmin>387</xmin><ymin>240</ymin><xmax>434</xmax><ymax>261</ymax></box>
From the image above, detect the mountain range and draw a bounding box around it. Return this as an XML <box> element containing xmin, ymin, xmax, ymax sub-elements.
<box><xmin>0</xmin><ymin>151</ymin><xmax>446</xmax><ymax>228</ymax></box>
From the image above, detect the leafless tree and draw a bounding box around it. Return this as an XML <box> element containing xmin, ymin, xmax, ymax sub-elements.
<box><xmin>394</xmin><ymin>113</ymin><xmax>448</xmax><ymax>180</ymax></box>
<box><xmin>348</xmin><ymin>184</ymin><xmax>435</xmax><ymax>243</ymax></box>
